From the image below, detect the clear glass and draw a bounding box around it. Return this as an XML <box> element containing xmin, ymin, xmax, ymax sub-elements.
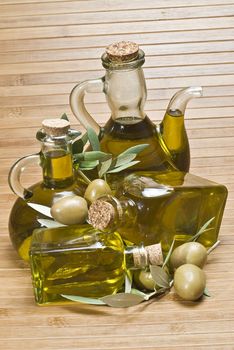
<box><xmin>90</xmin><ymin>171</ymin><xmax>228</xmax><ymax>253</ymax></box>
<box><xmin>8</xmin><ymin>127</ymin><xmax>86</xmax><ymax>261</ymax></box>
<box><xmin>70</xmin><ymin>45</ymin><xmax>202</xmax><ymax>172</ymax></box>
<box><xmin>29</xmin><ymin>225</ymin><xmax>149</xmax><ymax>305</ymax></box>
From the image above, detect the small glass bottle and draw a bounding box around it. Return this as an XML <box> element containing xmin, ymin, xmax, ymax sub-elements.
<box><xmin>29</xmin><ymin>225</ymin><xmax>163</xmax><ymax>305</ymax></box>
<box><xmin>8</xmin><ymin>119</ymin><xmax>86</xmax><ymax>261</ymax></box>
<box><xmin>88</xmin><ymin>171</ymin><xmax>228</xmax><ymax>253</ymax></box>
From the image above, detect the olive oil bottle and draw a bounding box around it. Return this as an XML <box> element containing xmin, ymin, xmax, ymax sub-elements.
<box><xmin>70</xmin><ymin>41</ymin><xmax>202</xmax><ymax>172</ymax></box>
<box><xmin>8</xmin><ymin>119</ymin><xmax>86</xmax><ymax>261</ymax></box>
<box><xmin>89</xmin><ymin>171</ymin><xmax>228</xmax><ymax>253</ymax></box>
<box><xmin>29</xmin><ymin>225</ymin><xmax>163</xmax><ymax>305</ymax></box>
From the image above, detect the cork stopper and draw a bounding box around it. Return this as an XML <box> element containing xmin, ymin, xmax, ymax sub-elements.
<box><xmin>88</xmin><ymin>200</ymin><xmax>116</xmax><ymax>230</ymax></box>
<box><xmin>133</xmin><ymin>243</ymin><xmax>163</xmax><ymax>268</ymax></box>
<box><xmin>106</xmin><ymin>41</ymin><xmax>139</xmax><ymax>63</ymax></box>
<box><xmin>42</xmin><ymin>119</ymin><xmax>70</xmax><ymax>137</ymax></box>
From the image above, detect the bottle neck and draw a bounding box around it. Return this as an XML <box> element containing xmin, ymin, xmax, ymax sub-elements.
<box><xmin>125</xmin><ymin>242</ymin><xmax>163</xmax><ymax>269</ymax></box>
<box><xmin>104</xmin><ymin>67</ymin><xmax>147</xmax><ymax>122</ymax></box>
<box><xmin>40</xmin><ymin>135</ymin><xmax>74</xmax><ymax>189</ymax></box>
<box><xmin>88</xmin><ymin>195</ymin><xmax>137</xmax><ymax>232</ymax></box>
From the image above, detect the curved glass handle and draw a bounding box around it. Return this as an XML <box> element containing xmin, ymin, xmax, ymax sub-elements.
<box><xmin>8</xmin><ymin>153</ymin><xmax>40</xmax><ymax>199</ymax></box>
<box><xmin>69</xmin><ymin>77</ymin><xmax>105</xmax><ymax>135</ymax></box>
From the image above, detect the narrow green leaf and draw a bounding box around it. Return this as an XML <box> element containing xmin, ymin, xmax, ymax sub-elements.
<box><xmin>114</xmin><ymin>153</ymin><xmax>137</xmax><ymax>168</ymax></box>
<box><xmin>131</xmin><ymin>288</ymin><xmax>157</xmax><ymax>301</ymax></box>
<box><xmin>79</xmin><ymin>160</ymin><xmax>99</xmax><ymax>169</ymax></box>
<box><xmin>87</xmin><ymin>127</ymin><xmax>100</xmax><ymax>151</ymax></box>
<box><xmin>37</xmin><ymin>219</ymin><xmax>66</xmax><ymax>228</ymax></box>
<box><xmin>98</xmin><ymin>158</ymin><xmax>113</xmax><ymax>178</ymax></box>
<box><xmin>72</xmin><ymin>133</ymin><xmax>88</xmax><ymax>154</ymax></box>
<box><xmin>124</xmin><ymin>272</ymin><xmax>132</xmax><ymax>293</ymax></box>
<box><xmin>188</xmin><ymin>217</ymin><xmax>215</xmax><ymax>242</ymax></box>
<box><xmin>162</xmin><ymin>239</ymin><xmax>175</xmax><ymax>268</ymax></box>
<box><xmin>118</xmin><ymin>144</ymin><xmax>149</xmax><ymax>157</ymax></box>
<box><xmin>83</xmin><ymin>151</ymin><xmax>111</xmax><ymax>161</ymax></box>
<box><xmin>150</xmin><ymin>265</ymin><xmax>170</xmax><ymax>289</ymax></box>
<box><xmin>107</xmin><ymin>160</ymin><xmax>139</xmax><ymax>173</ymax></box>
<box><xmin>101</xmin><ymin>293</ymin><xmax>144</xmax><ymax>308</ymax></box>
<box><xmin>61</xmin><ymin>294</ymin><xmax>106</xmax><ymax>305</ymax></box>
<box><xmin>203</xmin><ymin>288</ymin><xmax>211</xmax><ymax>297</ymax></box>
<box><xmin>61</xmin><ymin>113</ymin><xmax>69</xmax><ymax>121</ymax></box>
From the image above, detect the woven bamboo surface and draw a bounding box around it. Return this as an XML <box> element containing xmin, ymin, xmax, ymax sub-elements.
<box><xmin>0</xmin><ymin>1</ymin><xmax>234</xmax><ymax>349</ymax></box>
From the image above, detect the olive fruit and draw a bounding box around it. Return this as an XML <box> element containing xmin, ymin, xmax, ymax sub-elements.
<box><xmin>51</xmin><ymin>195</ymin><xmax>88</xmax><ymax>225</ymax></box>
<box><xmin>84</xmin><ymin>179</ymin><xmax>112</xmax><ymax>203</ymax></box>
<box><xmin>134</xmin><ymin>269</ymin><xmax>155</xmax><ymax>291</ymax></box>
<box><xmin>170</xmin><ymin>242</ymin><xmax>207</xmax><ymax>270</ymax></box>
<box><xmin>173</xmin><ymin>264</ymin><xmax>206</xmax><ymax>301</ymax></box>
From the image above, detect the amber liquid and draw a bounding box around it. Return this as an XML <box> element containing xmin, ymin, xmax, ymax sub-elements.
<box><xmin>9</xmin><ymin>150</ymin><xmax>86</xmax><ymax>261</ymax></box>
<box><xmin>100</xmin><ymin>116</ymin><xmax>176</xmax><ymax>172</ymax></box>
<box><xmin>30</xmin><ymin>227</ymin><xmax>125</xmax><ymax>304</ymax></box>
<box><xmin>115</xmin><ymin>171</ymin><xmax>228</xmax><ymax>253</ymax></box>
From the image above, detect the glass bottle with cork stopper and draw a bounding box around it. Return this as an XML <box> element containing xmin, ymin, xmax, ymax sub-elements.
<box><xmin>29</xmin><ymin>224</ymin><xmax>163</xmax><ymax>305</ymax></box>
<box><xmin>8</xmin><ymin>118</ymin><xmax>86</xmax><ymax>261</ymax></box>
<box><xmin>70</xmin><ymin>40</ymin><xmax>202</xmax><ymax>172</ymax></box>
<box><xmin>88</xmin><ymin>171</ymin><xmax>227</xmax><ymax>253</ymax></box>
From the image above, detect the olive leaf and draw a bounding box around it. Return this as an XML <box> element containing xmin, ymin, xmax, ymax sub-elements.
<box><xmin>79</xmin><ymin>160</ymin><xmax>99</xmax><ymax>170</ymax></box>
<box><xmin>27</xmin><ymin>203</ymin><xmax>52</xmax><ymax>218</ymax></box>
<box><xmin>107</xmin><ymin>161</ymin><xmax>139</xmax><ymax>173</ymax></box>
<box><xmin>37</xmin><ymin>219</ymin><xmax>66</xmax><ymax>228</ymax></box>
<box><xmin>114</xmin><ymin>153</ymin><xmax>137</xmax><ymax>168</ymax></box>
<box><xmin>72</xmin><ymin>133</ymin><xmax>88</xmax><ymax>154</ymax></box>
<box><xmin>87</xmin><ymin>127</ymin><xmax>100</xmax><ymax>151</ymax></box>
<box><xmin>124</xmin><ymin>272</ymin><xmax>132</xmax><ymax>293</ymax></box>
<box><xmin>203</xmin><ymin>288</ymin><xmax>211</xmax><ymax>297</ymax></box>
<box><xmin>74</xmin><ymin>151</ymin><xmax>111</xmax><ymax>162</ymax></box>
<box><xmin>162</xmin><ymin>238</ymin><xmax>175</xmax><ymax>268</ymax></box>
<box><xmin>98</xmin><ymin>158</ymin><xmax>113</xmax><ymax>178</ymax></box>
<box><xmin>118</xmin><ymin>144</ymin><xmax>149</xmax><ymax>156</ymax></box>
<box><xmin>61</xmin><ymin>294</ymin><xmax>106</xmax><ymax>305</ymax></box>
<box><xmin>131</xmin><ymin>288</ymin><xmax>157</xmax><ymax>301</ymax></box>
<box><xmin>101</xmin><ymin>293</ymin><xmax>144</xmax><ymax>308</ymax></box>
<box><xmin>188</xmin><ymin>217</ymin><xmax>215</xmax><ymax>242</ymax></box>
<box><xmin>61</xmin><ymin>113</ymin><xmax>69</xmax><ymax>121</ymax></box>
<box><xmin>150</xmin><ymin>265</ymin><xmax>170</xmax><ymax>289</ymax></box>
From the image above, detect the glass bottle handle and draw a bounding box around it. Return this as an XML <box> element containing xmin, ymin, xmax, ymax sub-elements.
<box><xmin>8</xmin><ymin>153</ymin><xmax>40</xmax><ymax>199</ymax></box>
<box><xmin>70</xmin><ymin>77</ymin><xmax>105</xmax><ymax>135</ymax></box>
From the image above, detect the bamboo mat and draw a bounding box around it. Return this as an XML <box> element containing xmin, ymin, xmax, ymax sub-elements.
<box><xmin>0</xmin><ymin>1</ymin><xmax>234</xmax><ymax>349</ymax></box>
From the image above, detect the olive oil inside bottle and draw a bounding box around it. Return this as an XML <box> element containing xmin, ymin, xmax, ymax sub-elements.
<box><xmin>100</xmin><ymin>116</ymin><xmax>175</xmax><ymax>172</ymax></box>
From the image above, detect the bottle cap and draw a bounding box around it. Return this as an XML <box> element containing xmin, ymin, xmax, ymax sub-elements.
<box><xmin>88</xmin><ymin>199</ymin><xmax>116</xmax><ymax>230</ymax></box>
<box><xmin>42</xmin><ymin>119</ymin><xmax>70</xmax><ymax>137</ymax></box>
<box><xmin>106</xmin><ymin>41</ymin><xmax>139</xmax><ymax>63</ymax></box>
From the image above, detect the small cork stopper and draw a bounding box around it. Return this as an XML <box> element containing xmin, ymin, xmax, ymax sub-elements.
<box><xmin>88</xmin><ymin>200</ymin><xmax>115</xmax><ymax>230</ymax></box>
<box><xmin>145</xmin><ymin>243</ymin><xmax>164</xmax><ymax>266</ymax></box>
<box><xmin>106</xmin><ymin>41</ymin><xmax>139</xmax><ymax>63</ymax></box>
<box><xmin>133</xmin><ymin>243</ymin><xmax>163</xmax><ymax>268</ymax></box>
<box><xmin>42</xmin><ymin>119</ymin><xmax>70</xmax><ymax>137</ymax></box>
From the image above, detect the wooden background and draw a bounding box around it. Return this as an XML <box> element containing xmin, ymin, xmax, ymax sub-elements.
<box><xmin>0</xmin><ymin>0</ymin><xmax>234</xmax><ymax>349</ymax></box>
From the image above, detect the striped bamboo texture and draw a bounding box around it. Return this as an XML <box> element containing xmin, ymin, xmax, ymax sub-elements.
<box><xmin>0</xmin><ymin>1</ymin><xmax>234</xmax><ymax>349</ymax></box>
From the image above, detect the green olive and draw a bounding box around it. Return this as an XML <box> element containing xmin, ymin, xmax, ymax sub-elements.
<box><xmin>134</xmin><ymin>269</ymin><xmax>155</xmax><ymax>291</ymax></box>
<box><xmin>84</xmin><ymin>179</ymin><xmax>112</xmax><ymax>203</ymax></box>
<box><xmin>173</xmin><ymin>264</ymin><xmax>206</xmax><ymax>301</ymax></box>
<box><xmin>51</xmin><ymin>195</ymin><xmax>88</xmax><ymax>225</ymax></box>
<box><xmin>170</xmin><ymin>242</ymin><xmax>207</xmax><ymax>270</ymax></box>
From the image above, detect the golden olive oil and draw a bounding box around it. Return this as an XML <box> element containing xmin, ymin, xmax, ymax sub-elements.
<box><xmin>30</xmin><ymin>226</ymin><xmax>125</xmax><ymax>305</ymax></box>
<box><xmin>100</xmin><ymin>116</ymin><xmax>176</xmax><ymax>172</ymax></box>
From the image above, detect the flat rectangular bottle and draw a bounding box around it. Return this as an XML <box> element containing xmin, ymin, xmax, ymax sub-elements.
<box><xmin>89</xmin><ymin>171</ymin><xmax>228</xmax><ymax>253</ymax></box>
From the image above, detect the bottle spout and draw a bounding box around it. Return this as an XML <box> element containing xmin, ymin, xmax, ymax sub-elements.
<box><xmin>166</xmin><ymin>86</ymin><xmax>203</xmax><ymax>116</ymax></box>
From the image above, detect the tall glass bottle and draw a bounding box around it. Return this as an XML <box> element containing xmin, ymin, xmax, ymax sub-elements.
<box><xmin>70</xmin><ymin>41</ymin><xmax>202</xmax><ymax>172</ymax></box>
<box><xmin>8</xmin><ymin>119</ymin><xmax>86</xmax><ymax>261</ymax></box>
<box><xmin>88</xmin><ymin>171</ymin><xmax>228</xmax><ymax>253</ymax></box>
<box><xmin>29</xmin><ymin>224</ymin><xmax>163</xmax><ymax>305</ymax></box>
